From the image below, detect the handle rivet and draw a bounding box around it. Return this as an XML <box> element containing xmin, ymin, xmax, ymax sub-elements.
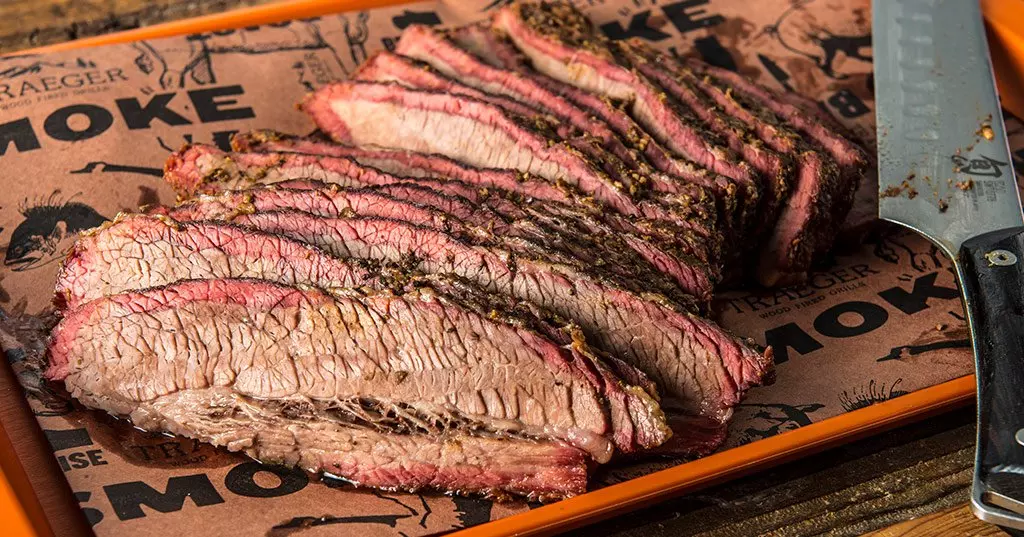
<box><xmin>1017</xmin><ymin>429</ymin><xmax>1024</xmax><ymax>446</ymax></box>
<box><xmin>985</xmin><ymin>250</ymin><xmax>1018</xmax><ymax>266</ymax></box>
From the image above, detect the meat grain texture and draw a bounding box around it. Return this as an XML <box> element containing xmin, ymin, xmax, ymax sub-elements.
<box><xmin>48</xmin><ymin>0</ymin><xmax>871</xmax><ymax>502</ymax></box>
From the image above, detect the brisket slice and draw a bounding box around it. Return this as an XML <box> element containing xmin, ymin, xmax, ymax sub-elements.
<box><xmin>682</xmin><ymin>59</ymin><xmax>870</xmax><ymax>271</ymax></box>
<box><xmin>54</xmin><ymin>217</ymin><xmax>669</xmax><ymax>455</ymax></box>
<box><xmin>286</xmin><ymin>178</ymin><xmax>721</xmax><ymax>287</ymax></box>
<box><xmin>680</xmin><ymin>60</ymin><xmax>844</xmax><ymax>286</ymax></box>
<box><xmin>392</xmin><ymin>25</ymin><xmax>646</xmax><ymax>176</ymax></box>
<box><xmin>48</xmin><ymin>277</ymin><xmax>671</xmax><ymax>462</ymax></box>
<box><xmin>54</xmin><ymin>214</ymin><xmax>368</xmax><ymax>311</ymax></box>
<box><xmin>490</xmin><ymin>2</ymin><xmax>760</xmax><ymax>238</ymax></box>
<box><xmin>631</xmin><ymin>47</ymin><xmax>847</xmax><ymax>286</ymax></box>
<box><xmin>117</xmin><ymin>386</ymin><xmax>589</xmax><ymax>500</ymax></box>
<box><xmin>161</xmin><ymin>184</ymin><xmax>711</xmax><ymax>306</ymax></box>
<box><xmin>230</xmin><ymin>131</ymin><xmax>600</xmax><ymax>208</ymax></box>
<box><xmin>354</xmin><ymin>50</ymin><xmax>546</xmax><ymax>120</ymax></box>
<box><xmin>300</xmin><ymin>81</ymin><xmax>703</xmax><ymax>228</ymax></box>
<box><xmin>450</xmin><ymin>21</ymin><xmax>735</xmax><ymax>215</ymax></box>
<box><xmin>351</xmin><ymin>49</ymin><xmax>661</xmax><ymax>203</ymax></box>
<box><xmin>222</xmin><ymin>210</ymin><xmax>772</xmax><ymax>423</ymax></box>
<box><xmin>229</xmin><ymin>131</ymin><xmax>722</xmax><ymax>257</ymax></box>
<box><xmin>620</xmin><ymin>41</ymin><xmax>793</xmax><ymax>241</ymax></box>
<box><xmin>169</xmin><ymin>143</ymin><xmax>722</xmax><ymax>288</ymax></box>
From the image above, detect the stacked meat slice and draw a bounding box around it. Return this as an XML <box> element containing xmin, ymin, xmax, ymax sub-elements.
<box><xmin>45</xmin><ymin>0</ymin><xmax>872</xmax><ymax>501</ymax></box>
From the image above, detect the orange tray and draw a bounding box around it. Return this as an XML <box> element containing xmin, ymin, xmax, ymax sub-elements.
<box><xmin>3</xmin><ymin>1</ymin><xmax>1024</xmax><ymax>536</ymax></box>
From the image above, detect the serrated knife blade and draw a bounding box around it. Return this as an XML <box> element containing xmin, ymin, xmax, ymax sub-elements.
<box><xmin>873</xmin><ymin>0</ymin><xmax>1024</xmax><ymax>530</ymax></box>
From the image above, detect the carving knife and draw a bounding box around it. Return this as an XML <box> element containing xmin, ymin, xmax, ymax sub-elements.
<box><xmin>874</xmin><ymin>0</ymin><xmax>1024</xmax><ymax>529</ymax></box>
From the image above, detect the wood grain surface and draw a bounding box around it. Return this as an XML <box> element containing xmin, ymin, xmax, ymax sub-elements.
<box><xmin>0</xmin><ymin>1</ymin><xmax>1012</xmax><ymax>536</ymax></box>
<box><xmin>864</xmin><ymin>506</ymin><xmax>1005</xmax><ymax>537</ymax></box>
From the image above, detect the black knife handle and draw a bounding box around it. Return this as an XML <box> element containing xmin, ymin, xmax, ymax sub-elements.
<box><xmin>960</xmin><ymin>226</ymin><xmax>1024</xmax><ymax>530</ymax></box>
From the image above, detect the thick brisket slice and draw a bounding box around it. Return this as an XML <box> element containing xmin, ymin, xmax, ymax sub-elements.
<box><xmin>351</xmin><ymin>49</ymin><xmax>662</xmax><ymax>199</ymax></box>
<box><xmin>179</xmin><ymin>141</ymin><xmax>722</xmax><ymax>282</ymax></box>
<box><xmin>230</xmin><ymin>131</ymin><xmax>597</xmax><ymax>207</ymax></box>
<box><xmin>54</xmin><ymin>214</ymin><xmax>367</xmax><ymax>310</ymax></box>
<box><xmin>682</xmin><ymin>59</ymin><xmax>869</xmax><ymax>269</ymax></box>
<box><xmin>168</xmin><ymin>186</ymin><xmax>466</xmax><ymax>236</ymax></box>
<box><xmin>491</xmin><ymin>2</ymin><xmax>759</xmax><ymax>237</ymax></box>
<box><xmin>55</xmin><ymin>218</ymin><xmax>668</xmax><ymax>454</ymax></box>
<box><xmin>119</xmin><ymin>387</ymin><xmax>588</xmax><ymax>500</ymax></box>
<box><xmin>621</xmin><ymin>41</ymin><xmax>792</xmax><ymax>237</ymax></box>
<box><xmin>163</xmin><ymin>185</ymin><xmax>712</xmax><ymax>305</ymax></box>
<box><xmin>301</xmin><ymin>81</ymin><xmax>699</xmax><ymax>227</ymax></box>
<box><xmin>353</xmin><ymin>50</ymin><xmax>545</xmax><ymax>120</ymax></box>
<box><xmin>49</xmin><ymin>278</ymin><xmax>665</xmax><ymax>461</ymax></box>
<box><xmin>393</xmin><ymin>25</ymin><xmax>641</xmax><ymax>172</ymax></box>
<box><xmin>229</xmin><ymin>132</ymin><xmax>721</xmax><ymax>253</ymax></box>
<box><xmin>225</xmin><ymin>210</ymin><xmax>772</xmax><ymax>423</ymax></box>
<box><xmin>450</xmin><ymin>22</ymin><xmax>734</xmax><ymax>212</ymax></box>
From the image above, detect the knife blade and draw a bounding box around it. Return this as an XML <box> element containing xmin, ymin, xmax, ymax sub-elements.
<box><xmin>874</xmin><ymin>0</ymin><xmax>1024</xmax><ymax>529</ymax></box>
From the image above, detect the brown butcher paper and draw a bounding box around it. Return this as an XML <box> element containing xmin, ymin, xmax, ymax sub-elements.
<box><xmin>0</xmin><ymin>0</ymin><xmax>1008</xmax><ymax>534</ymax></box>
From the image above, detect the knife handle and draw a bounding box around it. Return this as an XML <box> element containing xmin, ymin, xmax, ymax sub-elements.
<box><xmin>960</xmin><ymin>226</ymin><xmax>1024</xmax><ymax>530</ymax></box>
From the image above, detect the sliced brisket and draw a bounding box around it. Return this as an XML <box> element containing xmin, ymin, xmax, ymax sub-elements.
<box><xmin>627</xmin><ymin>46</ymin><xmax>847</xmax><ymax>286</ymax></box>
<box><xmin>54</xmin><ymin>214</ymin><xmax>368</xmax><ymax>310</ymax></box>
<box><xmin>350</xmin><ymin>49</ymin><xmax>668</xmax><ymax>200</ymax></box>
<box><xmin>231</xmin><ymin>131</ymin><xmax>599</xmax><ymax>208</ymax></box>
<box><xmin>392</xmin><ymin>25</ymin><xmax>643</xmax><ymax>173</ymax></box>
<box><xmin>171</xmin><ymin>143</ymin><xmax>722</xmax><ymax>287</ymax></box>
<box><xmin>682</xmin><ymin>59</ymin><xmax>869</xmax><ymax>277</ymax></box>
<box><xmin>450</xmin><ymin>22</ymin><xmax>734</xmax><ymax>211</ymax></box>
<box><xmin>216</xmin><ymin>210</ymin><xmax>772</xmax><ymax>423</ymax></box>
<box><xmin>162</xmin><ymin>184</ymin><xmax>712</xmax><ymax>305</ymax></box>
<box><xmin>353</xmin><ymin>49</ymin><xmax>546</xmax><ymax>121</ymax></box>
<box><xmin>122</xmin><ymin>386</ymin><xmax>589</xmax><ymax>500</ymax></box>
<box><xmin>49</xmin><ymin>277</ymin><xmax>675</xmax><ymax>461</ymax></box>
<box><xmin>55</xmin><ymin>217</ymin><xmax>670</xmax><ymax>455</ymax></box>
<box><xmin>229</xmin><ymin>131</ymin><xmax>722</xmax><ymax>256</ymax></box>
<box><xmin>620</xmin><ymin>41</ymin><xmax>793</xmax><ymax>239</ymax></box>
<box><xmin>490</xmin><ymin>2</ymin><xmax>760</xmax><ymax>237</ymax></box>
<box><xmin>300</xmin><ymin>81</ymin><xmax>706</xmax><ymax>229</ymax></box>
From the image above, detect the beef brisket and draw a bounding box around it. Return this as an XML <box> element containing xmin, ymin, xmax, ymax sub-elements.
<box><xmin>393</xmin><ymin>25</ymin><xmax>642</xmax><ymax>172</ymax></box>
<box><xmin>161</xmin><ymin>184</ymin><xmax>712</xmax><ymax>305</ymax></box>
<box><xmin>55</xmin><ymin>214</ymin><xmax>367</xmax><ymax>310</ymax></box>
<box><xmin>55</xmin><ymin>216</ymin><xmax>671</xmax><ymax>455</ymax></box>
<box><xmin>490</xmin><ymin>2</ymin><xmax>760</xmax><ymax>237</ymax></box>
<box><xmin>353</xmin><ymin>49</ymin><xmax>546</xmax><ymax>120</ymax></box>
<box><xmin>230</xmin><ymin>131</ymin><xmax>600</xmax><ymax>207</ymax></box>
<box><xmin>394</xmin><ymin>24</ymin><xmax>754</xmax><ymax>244</ymax></box>
<box><xmin>229</xmin><ymin>132</ymin><xmax>722</xmax><ymax>258</ymax></box>
<box><xmin>350</xmin><ymin>49</ymin><xmax>670</xmax><ymax>202</ymax></box>
<box><xmin>450</xmin><ymin>22</ymin><xmax>738</xmax><ymax>217</ymax></box>
<box><xmin>627</xmin><ymin>47</ymin><xmax>847</xmax><ymax>286</ymax></box>
<box><xmin>216</xmin><ymin>210</ymin><xmax>771</xmax><ymax>422</ymax></box>
<box><xmin>300</xmin><ymin>81</ymin><xmax>706</xmax><ymax>228</ymax></box>
<box><xmin>682</xmin><ymin>59</ymin><xmax>869</xmax><ymax>277</ymax></box>
<box><xmin>169</xmin><ymin>143</ymin><xmax>722</xmax><ymax>289</ymax></box>
<box><xmin>620</xmin><ymin>41</ymin><xmax>793</xmax><ymax>238</ymax></box>
<box><xmin>49</xmin><ymin>278</ymin><xmax>676</xmax><ymax>461</ymax></box>
<box><xmin>122</xmin><ymin>386</ymin><xmax>589</xmax><ymax>500</ymax></box>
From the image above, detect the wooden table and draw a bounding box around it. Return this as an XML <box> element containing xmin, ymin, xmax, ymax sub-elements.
<box><xmin>0</xmin><ymin>1</ymin><xmax>1008</xmax><ymax>536</ymax></box>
